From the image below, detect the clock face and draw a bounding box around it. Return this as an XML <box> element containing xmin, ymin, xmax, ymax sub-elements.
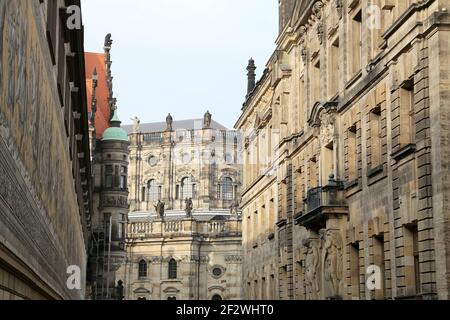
<box><xmin>148</xmin><ymin>155</ymin><xmax>158</xmax><ymax>167</ymax></box>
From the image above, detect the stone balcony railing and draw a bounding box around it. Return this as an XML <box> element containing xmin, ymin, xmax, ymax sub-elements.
<box><xmin>127</xmin><ymin>218</ymin><xmax>242</xmax><ymax>239</ymax></box>
<box><xmin>294</xmin><ymin>176</ymin><xmax>348</xmax><ymax>230</ymax></box>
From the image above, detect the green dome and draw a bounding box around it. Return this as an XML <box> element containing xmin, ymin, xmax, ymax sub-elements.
<box><xmin>102</xmin><ymin>127</ymin><xmax>128</xmax><ymax>142</ymax></box>
<box><xmin>102</xmin><ymin>108</ymin><xmax>128</xmax><ymax>142</ymax></box>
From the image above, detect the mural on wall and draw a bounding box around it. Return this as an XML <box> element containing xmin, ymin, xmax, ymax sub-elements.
<box><xmin>0</xmin><ymin>0</ymin><xmax>86</xmax><ymax>298</ymax></box>
<box><xmin>0</xmin><ymin>0</ymin><xmax>5</xmax><ymax>88</ymax></box>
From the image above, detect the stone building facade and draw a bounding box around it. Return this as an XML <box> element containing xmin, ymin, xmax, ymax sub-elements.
<box><xmin>0</xmin><ymin>0</ymin><xmax>92</xmax><ymax>299</ymax></box>
<box><xmin>236</xmin><ymin>0</ymin><xmax>450</xmax><ymax>300</ymax></box>
<box><xmin>116</xmin><ymin>115</ymin><xmax>243</xmax><ymax>300</ymax></box>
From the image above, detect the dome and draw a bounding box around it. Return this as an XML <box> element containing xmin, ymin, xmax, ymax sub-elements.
<box><xmin>102</xmin><ymin>127</ymin><xmax>128</xmax><ymax>142</ymax></box>
<box><xmin>101</xmin><ymin>109</ymin><xmax>129</xmax><ymax>142</ymax></box>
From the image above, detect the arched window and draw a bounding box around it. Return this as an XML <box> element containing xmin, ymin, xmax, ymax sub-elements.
<box><xmin>222</xmin><ymin>177</ymin><xmax>233</xmax><ymax>200</ymax></box>
<box><xmin>138</xmin><ymin>260</ymin><xmax>147</xmax><ymax>279</ymax></box>
<box><xmin>212</xmin><ymin>294</ymin><xmax>222</xmax><ymax>300</ymax></box>
<box><xmin>168</xmin><ymin>259</ymin><xmax>177</xmax><ymax>279</ymax></box>
<box><xmin>147</xmin><ymin>180</ymin><xmax>160</xmax><ymax>202</ymax></box>
<box><xmin>181</xmin><ymin>177</ymin><xmax>193</xmax><ymax>199</ymax></box>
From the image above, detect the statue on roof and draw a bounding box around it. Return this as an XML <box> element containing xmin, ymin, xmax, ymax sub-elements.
<box><xmin>204</xmin><ymin>110</ymin><xmax>212</xmax><ymax>129</ymax></box>
<box><xmin>230</xmin><ymin>201</ymin><xmax>240</xmax><ymax>216</ymax></box>
<box><xmin>166</xmin><ymin>113</ymin><xmax>173</xmax><ymax>132</ymax></box>
<box><xmin>104</xmin><ymin>33</ymin><xmax>113</xmax><ymax>48</ymax></box>
<box><xmin>154</xmin><ymin>200</ymin><xmax>165</xmax><ymax>219</ymax></box>
<box><xmin>131</xmin><ymin>116</ymin><xmax>140</xmax><ymax>133</ymax></box>
<box><xmin>185</xmin><ymin>198</ymin><xmax>193</xmax><ymax>218</ymax></box>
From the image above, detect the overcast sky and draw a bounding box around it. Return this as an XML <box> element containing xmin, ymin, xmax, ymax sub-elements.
<box><xmin>81</xmin><ymin>0</ymin><xmax>278</xmax><ymax>129</ymax></box>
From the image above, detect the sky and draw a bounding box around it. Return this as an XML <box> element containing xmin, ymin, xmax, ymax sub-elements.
<box><xmin>81</xmin><ymin>0</ymin><xmax>278</xmax><ymax>129</ymax></box>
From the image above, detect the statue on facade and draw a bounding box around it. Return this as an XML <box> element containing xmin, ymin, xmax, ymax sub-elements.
<box><xmin>185</xmin><ymin>198</ymin><xmax>193</xmax><ymax>217</ymax></box>
<box><xmin>166</xmin><ymin>113</ymin><xmax>173</xmax><ymax>131</ymax></box>
<box><xmin>131</xmin><ymin>116</ymin><xmax>140</xmax><ymax>133</ymax></box>
<box><xmin>230</xmin><ymin>201</ymin><xmax>240</xmax><ymax>216</ymax></box>
<box><xmin>203</xmin><ymin>111</ymin><xmax>212</xmax><ymax>128</ymax></box>
<box><xmin>154</xmin><ymin>200</ymin><xmax>165</xmax><ymax>218</ymax></box>
<box><xmin>302</xmin><ymin>238</ymin><xmax>321</xmax><ymax>300</ymax></box>
<box><xmin>115</xmin><ymin>280</ymin><xmax>125</xmax><ymax>300</ymax></box>
<box><xmin>320</xmin><ymin>229</ymin><xmax>343</xmax><ymax>299</ymax></box>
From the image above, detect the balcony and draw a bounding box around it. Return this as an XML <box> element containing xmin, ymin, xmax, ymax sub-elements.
<box><xmin>295</xmin><ymin>176</ymin><xmax>348</xmax><ymax>230</ymax></box>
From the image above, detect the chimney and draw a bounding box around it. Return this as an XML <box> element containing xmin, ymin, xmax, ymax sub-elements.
<box><xmin>246</xmin><ymin>58</ymin><xmax>256</xmax><ymax>98</ymax></box>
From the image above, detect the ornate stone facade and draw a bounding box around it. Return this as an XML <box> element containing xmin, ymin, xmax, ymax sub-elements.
<box><xmin>116</xmin><ymin>115</ymin><xmax>243</xmax><ymax>300</ymax></box>
<box><xmin>236</xmin><ymin>0</ymin><xmax>450</xmax><ymax>300</ymax></box>
<box><xmin>0</xmin><ymin>0</ymin><xmax>92</xmax><ymax>300</ymax></box>
<box><xmin>117</xmin><ymin>214</ymin><xmax>242</xmax><ymax>300</ymax></box>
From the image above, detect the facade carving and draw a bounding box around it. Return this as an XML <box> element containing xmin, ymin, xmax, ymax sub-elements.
<box><xmin>237</xmin><ymin>0</ymin><xmax>450</xmax><ymax>300</ymax></box>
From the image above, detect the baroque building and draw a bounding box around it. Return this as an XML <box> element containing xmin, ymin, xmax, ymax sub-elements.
<box><xmin>116</xmin><ymin>114</ymin><xmax>243</xmax><ymax>300</ymax></box>
<box><xmin>236</xmin><ymin>0</ymin><xmax>450</xmax><ymax>300</ymax></box>
<box><xmin>85</xmin><ymin>34</ymin><xmax>130</xmax><ymax>300</ymax></box>
<box><xmin>0</xmin><ymin>0</ymin><xmax>92</xmax><ymax>299</ymax></box>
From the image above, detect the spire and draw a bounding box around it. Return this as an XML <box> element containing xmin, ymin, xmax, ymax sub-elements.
<box><xmin>110</xmin><ymin>108</ymin><xmax>122</xmax><ymax>128</ymax></box>
<box><xmin>90</xmin><ymin>68</ymin><xmax>98</xmax><ymax>126</ymax></box>
<box><xmin>246</xmin><ymin>58</ymin><xmax>256</xmax><ymax>98</ymax></box>
<box><xmin>104</xmin><ymin>33</ymin><xmax>115</xmax><ymax>120</ymax></box>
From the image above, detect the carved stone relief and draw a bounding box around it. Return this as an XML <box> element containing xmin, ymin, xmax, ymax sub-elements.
<box><xmin>320</xmin><ymin>229</ymin><xmax>343</xmax><ymax>299</ymax></box>
<box><xmin>302</xmin><ymin>237</ymin><xmax>321</xmax><ymax>299</ymax></box>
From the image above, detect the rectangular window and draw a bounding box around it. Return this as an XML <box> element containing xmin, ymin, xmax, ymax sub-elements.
<box><xmin>105</xmin><ymin>165</ymin><xmax>113</xmax><ymax>188</ymax></box>
<box><xmin>350</xmin><ymin>10</ymin><xmax>362</xmax><ymax>76</ymax></box>
<box><xmin>308</xmin><ymin>156</ymin><xmax>318</xmax><ymax>189</ymax></box>
<box><xmin>370</xmin><ymin>105</ymin><xmax>382</xmax><ymax>167</ymax></box>
<box><xmin>399</xmin><ymin>80</ymin><xmax>414</xmax><ymax>146</ymax></box>
<box><xmin>328</xmin><ymin>38</ymin><xmax>340</xmax><ymax>98</ymax></box>
<box><xmin>347</xmin><ymin>124</ymin><xmax>358</xmax><ymax>181</ymax></box>
<box><xmin>350</xmin><ymin>242</ymin><xmax>361</xmax><ymax>299</ymax></box>
<box><xmin>404</xmin><ymin>224</ymin><xmax>420</xmax><ymax>296</ymax></box>
<box><xmin>312</xmin><ymin>59</ymin><xmax>321</xmax><ymax>104</ymax></box>
<box><xmin>373</xmin><ymin>235</ymin><xmax>386</xmax><ymax>299</ymax></box>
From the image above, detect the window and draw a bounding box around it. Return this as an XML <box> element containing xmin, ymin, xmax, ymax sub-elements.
<box><xmin>350</xmin><ymin>242</ymin><xmax>360</xmax><ymax>299</ymax></box>
<box><xmin>105</xmin><ymin>165</ymin><xmax>113</xmax><ymax>188</ymax></box>
<box><xmin>138</xmin><ymin>260</ymin><xmax>147</xmax><ymax>279</ymax></box>
<box><xmin>370</xmin><ymin>105</ymin><xmax>382</xmax><ymax>167</ymax></box>
<box><xmin>141</xmin><ymin>186</ymin><xmax>146</xmax><ymax>202</ymax></box>
<box><xmin>405</xmin><ymin>224</ymin><xmax>420</xmax><ymax>296</ymax></box>
<box><xmin>118</xmin><ymin>214</ymin><xmax>126</xmax><ymax>240</ymax></box>
<box><xmin>168</xmin><ymin>259</ymin><xmax>177</xmax><ymax>279</ymax></box>
<box><xmin>329</xmin><ymin>38</ymin><xmax>340</xmax><ymax>98</ymax></box>
<box><xmin>167</xmin><ymin>296</ymin><xmax>177</xmax><ymax>300</ymax></box>
<box><xmin>373</xmin><ymin>235</ymin><xmax>386</xmax><ymax>299</ymax></box>
<box><xmin>222</xmin><ymin>178</ymin><xmax>233</xmax><ymax>201</ymax></box>
<box><xmin>347</xmin><ymin>124</ymin><xmax>358</xmax><ymax>181</ymax></box>
<box><xmin>399</xmin><ymin>80</ymin><xmax>414</xmax><ymax>146</ymax></box>
<box><xmin>147</xmin><ymin>180</ymin><xmax>160</xmax><ymax>202</ymax></box>
<box><xmin>212</xmin><ymin>294</ymin><xmax>222</xmax><ymax>301</ymax></box>
<box><xmin>350</xmin><ymin>10</ymin><xmax>362</xmax><ymax>76</ymax></box>
<box><xmin>212</xmin><ymin>267</ymin><xmax>223</xmax><ymax>279</ymax></box>
<box><xmin>312</xmin><ymin>59</ymin><xmax>321</xmax><ymax>104</ymax></box>
<box><xmin>175</xmin><ymin>185</ymin><xmax>180</xmax><ymax>200</ymax></box>
<box><xmin>120</xmin><ymin>166</ymin><xmax>127</xmax><ymax>189</ymax></box>
<box><xmin>181</xmin><ymin>177</ymin><xmax>193</xmax><ymax>199</ymax></box>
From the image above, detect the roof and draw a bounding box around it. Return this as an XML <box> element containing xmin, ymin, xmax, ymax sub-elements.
<box><xmin>85</xmin><ymin>52</ymin><xmax>111</xmax><ymax>138</ymax></box>
<box><xmin>102</xmin><ymin>127</ymin><xmax>129</xmax><ymax>142</ymax></box>
<box><xmin>122</xmin><ymin>119</ymin><xmax>228</xmax><ymax>135</ymax></box>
